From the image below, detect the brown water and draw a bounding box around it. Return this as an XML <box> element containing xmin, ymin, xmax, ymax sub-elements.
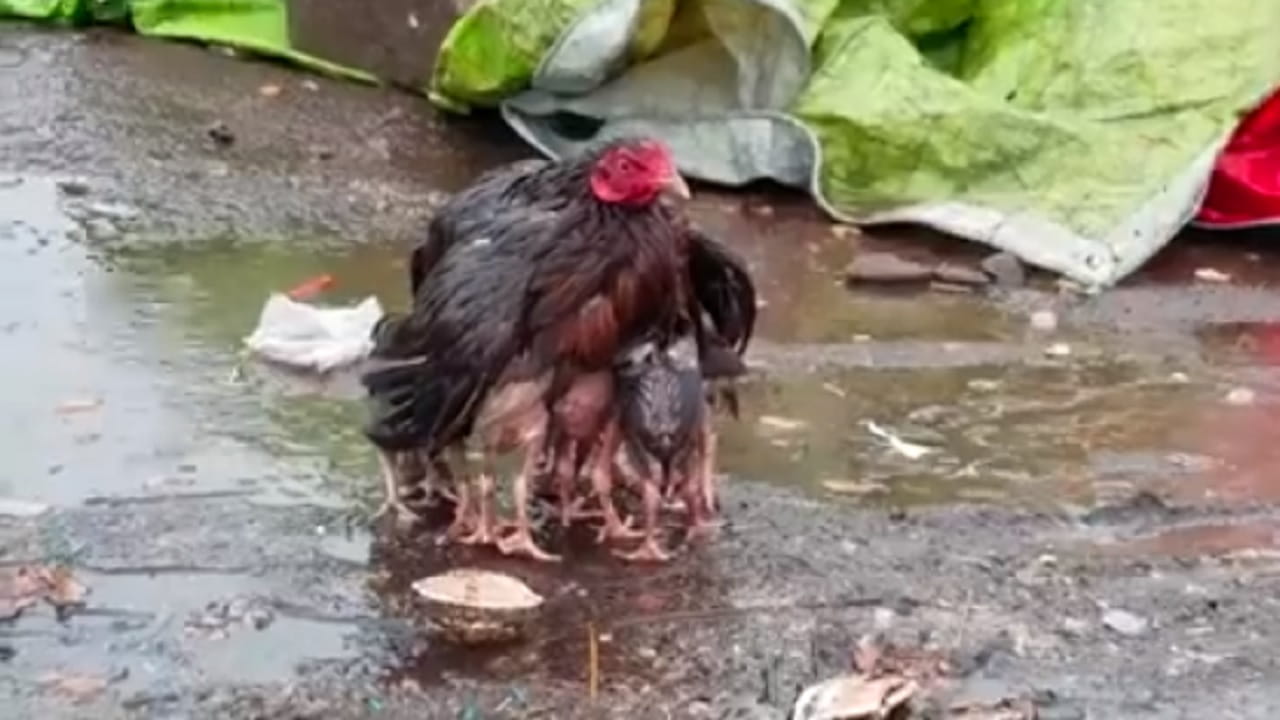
<box><xmin>5</xmin><ymin>174</ymin><xmax>1278</xmax><ymax>518</ymax></box>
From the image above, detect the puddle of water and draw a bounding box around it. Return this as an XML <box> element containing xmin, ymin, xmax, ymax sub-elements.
<box><xmin>10</xmin><ymin>165</ymin><xmax>1280</xmax><ymax>519</ymax></box>
<box><xmin>2</xmin><ymin>570</ymin><xmax>361</xmax><ymax>700</ymax></box>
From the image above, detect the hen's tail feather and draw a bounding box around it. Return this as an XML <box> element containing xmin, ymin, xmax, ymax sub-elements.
<box><xmin>361</xmin><ymin>358</ymin><xmax>485</xmax><ymax>453</ymax></box>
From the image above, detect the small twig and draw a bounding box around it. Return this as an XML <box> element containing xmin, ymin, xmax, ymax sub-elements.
<box><xmin>587</xmin><ymin>621</ymin><xmax>599</xmax><ymax>702</ymax></box>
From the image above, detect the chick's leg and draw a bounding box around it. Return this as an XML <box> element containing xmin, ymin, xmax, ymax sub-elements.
<box><xmin>372</xmin><ymin>449</ymin><xmax>422</xmax><ymax>523</ymax></box>
<box><xmin>554</xmin><ymin>441</ymin><xmax>580</xmax><ymax>527</ymax></box>
<box><xmin>616</xmin><ymin>472</ymin><xmax>671</xmax><ymax>563</ymax></box>
<box><xmin>591</xmin><ymin>423</ymin><xmax>643</xmax><ymax>543</ymax></box>
<box><xmin>455</xmin><ymin>468</ymin><xmax>498</xmax><ymax>546</ymax></box>
<box><xmin>497</xmin><ymin>447</ymin><xmax>562</xmax><ymax>562</ymax></box>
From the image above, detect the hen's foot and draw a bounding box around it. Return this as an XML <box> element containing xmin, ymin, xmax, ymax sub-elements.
<box><xmin>372</xmin><ymin>496</ymin><xmax>424</xmax><ymax>526</ymax></box>
<box><xmin>685</xmin><ymin>518</ymin><xmax>724</xmax><ymax>544</ymax></box>
<box><xmin>497</xmin><ymin>526</ymin><xmax>561</xmax><ymax>563</ymax></box>
<box><xmin>614</xmin><ymin>536</ymin><xmax>672</xmax><ymax>563</ymax></box>
<box><xmin>595</xmin><ymin>513</ymin><xmax>644</xmax><ymax>543</ymax></box>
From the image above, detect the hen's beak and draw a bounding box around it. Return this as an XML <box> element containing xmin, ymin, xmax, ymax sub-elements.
<box><xmin>662</xmin><ymin>171</ymin><xmax>692</xmax><ymax>200</ymax></box>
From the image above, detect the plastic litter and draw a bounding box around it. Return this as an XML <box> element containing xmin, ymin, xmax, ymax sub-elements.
<box><xmin>243</xmin><ymin>293</ymin><xmax>383</xmax><ymax>373</ymax></box>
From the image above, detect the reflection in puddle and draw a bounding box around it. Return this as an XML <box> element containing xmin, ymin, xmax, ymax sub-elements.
<box><xmin>3</xmin><ymin>570</ymin><xmax>361</xmax><ymax>699</ymax></box>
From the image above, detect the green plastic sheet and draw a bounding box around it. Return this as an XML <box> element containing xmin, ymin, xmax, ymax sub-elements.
<box><xmin>431</xmin><ymin>0</ymin><xmax>1280</xmax><ymax>287</ymax></box>
<box><xmin>1</xmin><ymin>0</ymin><xmax>372</xmax><ymax>82</ymax></box>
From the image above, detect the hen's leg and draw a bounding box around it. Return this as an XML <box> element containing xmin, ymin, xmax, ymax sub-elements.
<box><xmin>701</xmin><ymin>423</ymin><xmax>720</xmax><ymax>516</ymax></box>
<box><xmin>497</xmin><ymin>447</ymin><xmax>562</xmax><ymax>562</ymax></box>
<box><xmin>686</xmin><ymin>425</ymin><xmax>723</xmax><ymax>543</ymax></box>
<box><xmin>424</xmin><ymin>449</ymin><xmax>460</xmax><ymax>505</ymax></box>
<box><xmin>372</xmin><ymin>449</ymin><xmax>422</xmax><ymax>523</ymax></box>
<box><xmin>591</xmin><ymin>424</ymin><xmax>643</xmax><ymax>543</ymax></box>
<box><xmin>443</xmin><ymin>474</ymin><xmax>474</xmax><ymax>539</ymax></box>
<box><xmin>455</xmin><ymin>468</ymin><xmax>498</xmax><ymax>546</ymax></box>
<box><xmin>616</xmin><ymin>473</ymin><xmax>671</xmax><ymax>562</ymax></box>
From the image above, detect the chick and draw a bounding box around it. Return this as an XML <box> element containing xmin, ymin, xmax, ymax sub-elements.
<box><xmin>612</xmin><ymin>340</ymin><xmax>716</xmax><ymax>562</ymax></box>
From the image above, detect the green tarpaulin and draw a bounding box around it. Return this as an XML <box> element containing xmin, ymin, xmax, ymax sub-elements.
<box><xmin>0</xmin><ymin>0</ymin><xmax>372</xmax><ymax>81</ymax></box>
<box><xmin>6</xmin><ymin>0</ymin><xmax>1279</xmax><ymax>286</ymax></box>
<box><xmin>432</xmin><ymin>0</ymin><xmax>1280</xmax><ymax>288</ymax></box>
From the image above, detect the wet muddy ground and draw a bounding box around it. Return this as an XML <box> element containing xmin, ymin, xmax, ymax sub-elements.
<box><xmin>4</xmin><ymin>25</ymin><xmax>1280</xmax><ymax>719</ymax></box>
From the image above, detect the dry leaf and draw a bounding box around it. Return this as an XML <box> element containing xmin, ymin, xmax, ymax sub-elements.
<box><xmin>822</xmin><ymin>479</ymin><xmax>890</xmax><ymax>497</ymax></box>
<box><xmin>0</xmin><ymin>565</ymin><xmax>89</xmax><ymax>621</ymax></box>
<box><xmin>0</xmin><ymin>595</ymin><xmax>37</xmax><ymax>621</ymax></box>
<box><xmin>757</xmin><ymin>415</ymin><xmax>808</xmax><ymax>432</ymax></box>
<box><xmin>865</xmin><ymin>421</ymin><xmax>933</xmax><ymax>460</ymax></box>
<box><xmin>258</xmin><ymin>84</ymin><xmax>282</xmax><ymax>98</ymax></box>
<box><xmin>39</xmin><ymin>671</ymin><xmax>109</xmax><ymax>703</ymax></box>
<box><xmin>852</xmin><ymin>639</ymin><xmax>952</xmax><ymax>685</ymax></box>
<box><xmin>794</xmin><ymin>674</ymin><xmax>918</xmax><ymax>720</ymax></box>
<box><xmin>41</xmin><ymin>566</ymin><xmax>88</xmax><ymax>608</ymax></box>
<box><xmin>1194</xmin><ymin>267</ymin><xmax>1231</xmax><ymax>283</ymax></box>
<box><xmin>56</xmin><ymin>398</ymin><xmax>102</xmax><ymax>414</ymax></box>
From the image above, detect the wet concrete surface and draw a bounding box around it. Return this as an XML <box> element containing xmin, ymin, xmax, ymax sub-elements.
<box><xmin>4</xmin><ymin>24</ymin><xmax>1280</xmax><ymax>719</ymax></box>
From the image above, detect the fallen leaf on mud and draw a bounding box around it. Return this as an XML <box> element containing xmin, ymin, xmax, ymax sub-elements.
<box><xmin>865</xmin><ymin>421</ymin><xmax>933</xmax><ymax>460</ymax></box>
<box><xmin>55</xmin><ymin>397</ymin><xmax>102</xmax><ymax>414</ymax></box>
<box><xmin>831</xmin><ymin>225</ymin><xmax>860</xmax><ymax>240</ymax></box>
<box><xmin>793</xmin><ymin>673</ymin><xmax>918</xmax><ymax>720</ymax></box>
<box><xmin>39</xmin><ymin>671</ymin><xmax>110</xmax><ymax>703</ymax></box>
<box><xmin>854</xmin><ymin>640</ymin><xmax>952</xmax><ymax>684</ymax></box>
<box><xmin>41</xmin><ymin>567</ymin><xmax>88</xmax><ymax>608</ymax></box>
<box><xmin>1101</xmin><ymin>608</ymin><xmax>1148</xmax><ymax>636</ymax></box>
<box><xmin>822</xmin><ymin>479</ymin><xmax>890</xmax><ymax>497</ymax></box>
<box><xmin>1225</xmin><ymin>387</ymin><xmax>1256</xmax><ymax>406</ymax></box>
<box><xmin>0</xmin><ymin>566</ymin><xmax>89</xmax><ymax>621</ymax></box>
<box><xmin>1029</xmin><ymin>310</ymin><xmax>1058</xmax><ymax>332</ymax></box>
<box><xmin>0</xmin><ymin>595</ymin><xmax>37</xmax><ymax>621</ymax></box>
<box><xmin>1194</xmin><ymin>267</ymin><xmax>1231</xmax><ymax>283</ymax></box>
<box><xmin>0</xmin><ymin>497</ymin><xmax>50</xmax><ymax>517</ymax></box>
<box><xmin>258</xmin><ymin>84</ymin><xmax>282</xmax><ymax>97</ymax></box>
<box><xmin>757</xmin><ymin>415</ymin><xmax>808</xmax><ymax>432</ymax></box>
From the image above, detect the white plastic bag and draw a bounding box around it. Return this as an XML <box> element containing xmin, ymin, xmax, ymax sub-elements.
<box><xmin>243</xmin><ymin>293</ymin><xmax>385</xmax><ymax>373</ymax></box>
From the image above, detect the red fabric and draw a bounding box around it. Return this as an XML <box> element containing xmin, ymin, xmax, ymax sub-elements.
<box><xmin>1197</xmin><ymin>87</ymin><xmax>1280</xmax><ymax>229</ymax></box>
<box><xmin>1192</xmin><ymin>85</ymin><xmax>1280</xmax><ymax>228</ymax></box>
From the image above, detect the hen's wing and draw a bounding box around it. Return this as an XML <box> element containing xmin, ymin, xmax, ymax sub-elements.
<box><xmin>409</xmin><ymin>158</ymin><xmax>552</xmax><ymax>296</ymax></box>
<box><xmin>518</xmin><ymin>211</ymin><xmax>687</xmax><ymax>374</ymax></box>
<box><xmin>363</xmin><ymin>209</ymin><xmax>557</xmax><ymax>451</ymax></box>
<box><xmin>686</xmin><ymin>225</ymin><xmax>756</xmax><ymax>355</ymax></box>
